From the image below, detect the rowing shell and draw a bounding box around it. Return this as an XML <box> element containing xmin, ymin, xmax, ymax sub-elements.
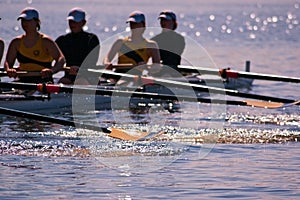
<box><xmin>0</xmin><ymin>74</ymin><xmax>253</xmax><ymax>114</ymax></box>
<box><xmin>0</xmin><ymin>86</ymin><xmax>181</xmax><ymax>114</ymax></box>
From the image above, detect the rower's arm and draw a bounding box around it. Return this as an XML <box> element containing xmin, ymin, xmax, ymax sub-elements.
<box><xmin>104</xmin><ymin>39</ymin><xmax>123</xmax><ymax>63</ymax></box>
<box><xmin>4</xmin><ymin>38</ymin><xmax>19</xmax><ymax>71</ymax></box>
<box><xmin>44</xmin><ymin>38</ymin><xmax>65</xmax><ymax>74</ymax></box>
<box><xmin>147</xmin><ymin>41</ymin><xmax>161</xmax><ymax>64</ymax></box>
<box><xmin>103</xmin><ymin>39</ymin><xmax>123</xmax><ymax>69</ymax></box>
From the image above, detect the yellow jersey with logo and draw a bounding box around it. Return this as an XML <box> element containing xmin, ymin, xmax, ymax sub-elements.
<box><xmin>118</xmin><ymin>37</ymin><xmax>150</xmax><ymax>65</ymax></box>
<box><xmin>17</xmin><ymin>34</ymin><xmax>53</xmax><ymax>71</ymax></box>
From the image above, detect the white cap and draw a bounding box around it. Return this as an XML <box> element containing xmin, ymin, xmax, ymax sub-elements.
<box><xmin>67</xmin><ymin>7</ymin><xmax>86</xmax><ymax>22</ymax></box>
<box><xmin>126</xmin><ymin>11</ymin><xmax>145</xmax><ymax>23</ymax></box>
<box><xmin>17</xmin><ymin>7</ymin><xmax>39</xmax><ymax>21</ymax></box>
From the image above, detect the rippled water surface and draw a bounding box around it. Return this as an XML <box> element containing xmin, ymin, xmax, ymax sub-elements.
<box><xmin>0</xmin><ymin>0</ymin><xmax>300</xmax><ymax>199</ymax></box>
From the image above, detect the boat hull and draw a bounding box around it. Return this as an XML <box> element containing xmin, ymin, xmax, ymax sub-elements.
<box><xmin>0</xmin><ymin>75</ymin><xmax>253</xmax><ymax>114</ymax></box>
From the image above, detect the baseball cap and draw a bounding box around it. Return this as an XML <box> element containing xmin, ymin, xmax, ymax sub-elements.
<box><xmin>17</xmin><ymin>7</ymin><xmax>39</xmax><ymax>21</ymax></box>
<box><xmin>126</xmin><ymin>11</ymin><xmax>145</xmax><ymax>23</ymax></box>
<box><xmin>158</xmin><ymin>10</ymin><xmax>176</xmax><ymax>21</ymax></box>
<box><xmin>67</xmin><ymin>7</ymin><xmax>86</xmax><ymax>22</ymax></box>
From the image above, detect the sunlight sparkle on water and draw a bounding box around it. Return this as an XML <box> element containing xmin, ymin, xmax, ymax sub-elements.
<box><xmin>250</xmin><ymin>13</ymin><xmax>256</xmax><ymax>19</ymax></box>
<box><xmin>148</xmin><ymin>31</ymin><xmax>154</xmax><ymax>37</ymax></box>
<box><xmin>13</xmin><ymin>26</ymin><xmax>19</xmax><ymax>32</ymax></box>
<box><xmin>112</xmin><ymin>25</ymin><xmax>118</xmax><ymax>32</ymax></box>
<box><xmin>195</xmin><ymin>31</ymin><xmax>201</xmax><ymax>37</ymax></box>
<box><xmin>95</xmin><ymin>22</ymin><xmax>101</xmax><ymax>27</ymax></box>
<box><xmin>249</xmin><ymin>33</ymin><xmax>256</xmax><ymax>39</ymax></box>
<box><xmin>104</xmin><ymin>27</ymin><xmax>110</xmax><ymax>32</ymax></box>
<box><xmin>272</xmin><ymin>16</ymin><xmax>278</xmax><ymax>23</ymax></box>
<box><xmin>207</xmin><ymin>26</ymin><xmax>213</xmax><ymax>32</ymax></box>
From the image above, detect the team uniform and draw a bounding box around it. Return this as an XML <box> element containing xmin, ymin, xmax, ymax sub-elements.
<box><xmin>151</xmin><ymin>30</ymin><xmax>185</xmax><ymax>68</ymax></box>
<box><xmin>55</xmin><ymin>31</ymin><xmax>100</xmax><ymax>83</ymax></box>
<box><xmin>118</xmin><ymin>37</ymin><xmax>150</xmax><ymax>65</ymax></box>
<box><xmin>17</xmin><ymin>33</ymin><xmax>54</xmax><ymax>83</ymax></box>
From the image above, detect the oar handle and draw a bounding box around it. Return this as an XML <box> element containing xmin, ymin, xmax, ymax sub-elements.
<box><xmin>69</xmin><ymin>64</ymin><xmax>134</xmax><ymax>69</ymax></box>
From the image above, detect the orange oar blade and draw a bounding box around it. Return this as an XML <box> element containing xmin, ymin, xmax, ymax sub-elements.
<box><xmin>108</xmin><ymin>128</ymin><xmax>150</xmax><ymax>141</ymax></box>
<box><xmin>244</xmin><ymin>100</ymin><xmax>299</xmax><ymax>109</ymax></box>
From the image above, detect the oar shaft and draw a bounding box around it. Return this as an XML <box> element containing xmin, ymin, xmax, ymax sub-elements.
<box><xmin>0</xmin><ymin>106</ymin><xmax>109</xmax><ymax>133</ymax></box>
<box><xmin>229</xmin><ymin>71</ymin><xmax>300</xmax><ymax>83</ymax></box>
<box><xmin>177</xmin><ymin>65</ymin><xmax>300</xmax><ymax>83</ymax></box>
<box><xmin>0</xmin><ymin>81</ymin><xmax>38</xmax><ymax>90</ymax></box>
<box><xmin>92</xmin><ymin>69</ymin><xmax>297</xmax><ymax>103</ymax></box>
<box><xmin>0</xmin><ymin>107</ymin><xmax>157</xmax><ymax>141</ymax></box>
<box><xmin>177</xmin><ymin>65</ymin><xmax>219</xmax><ymax>75</ymax></box>
<box><xmin>0</xmin><ymin>71</ymin><xmax>42</xmax><ymax>77</ymax></box>
<box><xmin>0</xmin><ymin>107</ymin><xmax>75</xmax><ymax>126</ymax></box>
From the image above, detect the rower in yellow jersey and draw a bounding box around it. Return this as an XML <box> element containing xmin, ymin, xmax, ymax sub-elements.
<box><xmin>103</xmin><ymin>11</ymin><xmax>161</xmax><ymax>74</ymax></box>
<box><xmin>4</xmin><ymin>7</ymin><xmax>65</xmax><ymax>83</ymax></box>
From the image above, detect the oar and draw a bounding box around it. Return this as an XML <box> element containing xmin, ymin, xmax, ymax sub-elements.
<box><xmin>0</xmin><ymin>71</ymin><xmax>42</xmax><ymax>77</ymax></box>
<box><xmin>0</xmin><ymin>106</ymin><xmax>157</xmax><ymax>141</ymax></box>
<box><xmin>177</xmin><ymin>65</ymin><xmax>300</xmax><ymax>83</ymax></box>
<box><xmin>1</xmin><ymin>81</ymin><xmax>299</xmax><ymax>109</ymax></box>
<box><xmin>88</xmin><ymin>69</ymin><xmax>300</xmax><ymax>104</ymax></box>
<box><xmin>0</xmin><ymin>106</ymin><xmax>105</xmax><ymax>131</ymax></box>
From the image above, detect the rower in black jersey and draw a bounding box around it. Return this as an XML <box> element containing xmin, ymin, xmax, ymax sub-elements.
<box><xmin>55</xmin><ymin>7</ymin><xmax>100</xmax><ymax>84</ymax></box>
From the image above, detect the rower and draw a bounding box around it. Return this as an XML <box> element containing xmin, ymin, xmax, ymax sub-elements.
<box><xmin>56</xmin><ymin>7</ymin><xmax>100</xmax><ymax>85</ymax></box>
<box><xmin>4</xmin><ymin>7</ymin><xmax>65</xmax><ymax>84</ymax></box>
<box><xmin>103</xmin><ymin>11</ymin><xmax>161</xmax><ymax>76</ymax></box>
<box><xmin>151</xmin><ymin>10</ymin><xmax>185</xmax><ymax>76</ymax></box>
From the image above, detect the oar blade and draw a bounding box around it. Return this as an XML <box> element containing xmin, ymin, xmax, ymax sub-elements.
<box><xmin>108</xmin><ymin>128</ymin><xmax>151</xmax><ymax>141</ymax></box>
<box><xmin>245</xmin><ymin>100</ymin><xmax>284</xmax><ymax>109</ymax></box>
<box><xmin>244</xmin><ymin>100</ymin><xmax>300</xmax><ymax>109</ymax></box>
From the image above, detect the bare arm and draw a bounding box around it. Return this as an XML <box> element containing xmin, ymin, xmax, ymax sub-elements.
<box><xmin>42</xmin><ymin>37</ymin><xmax>65</xmax><ymax>75</ymax></box>
<box><xmin>103</xmin><ymin>39</ymin><xmax>123</xmax><ymax>69</ymax></box>
<box><xmin>147</xmin><ymin>40</ymin><xmax>162</xmax><ymax>75</ymax></box>
<box><xmin>147</xmin><ymin>40</ymin><xmax>161</xmax><ymax>64</ymax></box>
<box><xmin>4</xmin><ymin>38</ymin><xmax>20</xmax><ymax>77</ymax></box>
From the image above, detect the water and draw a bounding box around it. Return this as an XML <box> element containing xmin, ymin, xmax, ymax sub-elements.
<box><xmin>1</xmin><ymin>0</ymin><xmax>300</xmax><ymax>199</ymax></box>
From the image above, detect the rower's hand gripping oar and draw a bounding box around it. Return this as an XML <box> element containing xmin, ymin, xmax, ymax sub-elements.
<box><xmin>0</xmin><ymin>107</ymin><xmax>157</xmax><ymax>141</ymax></box>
